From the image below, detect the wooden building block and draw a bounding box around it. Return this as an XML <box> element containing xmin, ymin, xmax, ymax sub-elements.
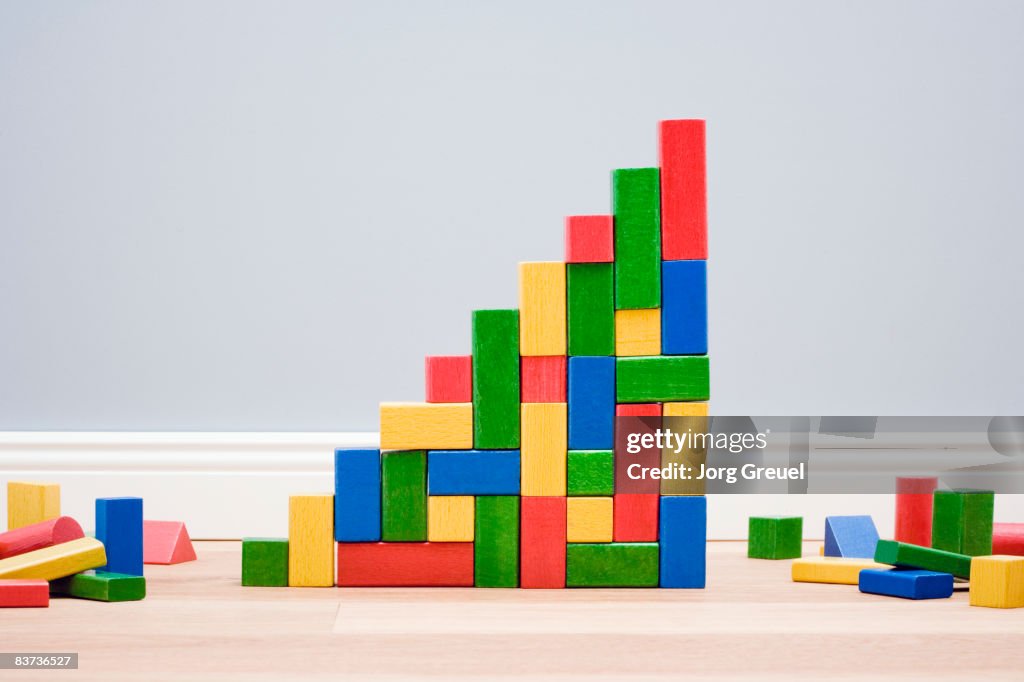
<box><xmin>615</xmin><ymin>309</ymin><xmax>661</xmax><ymax>356</ymax></box>
<box><xmin>427</xmin><ymin>450</ymin><xmax>520</xmax><ymax>495</ymax></box>
<box><xmin>616</xmin><ymin>356</ymin><xmax>709</xmax><ymax>403</ymax></box>
<box><xmin>661</xmin><ymin>259</ymin><xmax>707</xmax><ymax>355</ymax></box>
<box><xmin>241</xmin><ymin>537</ymin><xmax>288</xmax><ymax>587</ymax></box>
<box><xmin>566</xmin><ymin>542</ymin><xmax>659</xmax><ymax>587</ymax></box>
<box><xmin>472</xmin><ymin>309</ymin><xmax>520</xmax><ymax>449</ymax></box>
<box><xmin>873</xmin><ymin>539</ymin><xmax>972</xmax><ymax>579</ymax></box>
<box><xmin>96</xmin><ymin>497</ymin><xmax>143</xmax><ymax>576</ymax></box>
<box><xmin>425</xmin><ymin>355</ymin><xmax>472</xmax><ymax>403</ymax></box>
<box><xmin>660</xmin><ymin>403</ymin><xmax>708</xmax><ymax>495</ymax></box>
<box><xmin>334</xmin><ymin>448</ymin><xmax>381</xmax><ymax>542</ymax></box>
<box><xmin>519</xmin><ymin>262</ymin><xmax>566</xmax><ymax>356</ymax></box>
<box><xmin>791</xmin><ymin>556</ymin><xmax>886</xmax><ymax>585</ymax></box>
<box><xmin>748</xmin><ymin>516</ymin><xmax>803</xmax><ymax>560</ymax></box>
<box><xmin>858</xmin><ymin>568</ymin><xmax>953</xmax><ymax>600</ymax></box>
<box><xmin>379</xmin><ymin>403</ymin><xmax>473</xmax><ymax>451</ymax></box>
<box><xmin>142</xmin><ymin>520</ymin><xmax>196</xmax><ymax>565</ymax></box>
<box><xmin>895</xmin><ymin>476</ymin><xmax>937</xmax><ymax>547</ymax></box>
<box><xmin>567</xmin><ymin>450</ymin><xmax>614</xmax><ymax>496</ymax></box>
<box><xmin>7</xmin><ymin>481</ymin><xmax>60</xmax><ymax>531</ymax></box>
<box><xmin>0</xmin><ymin>537</ymin><xmax>105</xmax><ymax>581</ymax></box>
<box><xmin>613</xmin><ymin>168</ymin><xmax>661</xmax><ymax>310</ymax></box>
<box><xmin>381</xmin><ymin>451</ymin><xmax>427</xmax><ymax>541</ymax></box>
<box><xmin>521</xmin><ymin>403</ymin><xmax>567</xmax><ymax>496</ymax></box>
<box><xmin>659</xmin><ymin>119</ymin><xmax>707</xmax><ymax>260</ymax></box>
<box><xmin>993</xmin><ymin>523</ymin><xmax>1024</xmax><ymax>555</ymax></box>
<box><xmin>520</xmin><ymin>496</ymin><xmax>567</xmax><ymax>589</ymax></box>
<box><xmin>615</xmin><ymin>403</ymin><xmax>661</xmax><ymax>495</ymax></box>
<box><xmin>613</xmin><ymin>494</ymin><xmax>658</xmax><ymax>542</ymax></box>
<box><xmin>969</xmin><ymin>555</ymin><xmax>1024</xmax><ymax>609</ymax></box>
<box><xmin>824</xmin><ymin>515</ymin><xmax>880</xmax><ymax>559</ymax></box>
<box><xmin>663</xmin><ymin>402</ymin><xmax>709</xmax><ymax>417</ymax></box>
<box><xmin>932</xmin><ymin>488</ymin><xmax>994</xmax><ymax>556</ymax></box>
<box><xmin>567</xmin><ymin>497</ymin><xmax>613</xmax><ymax>543</ymax></box>
<box><xmin>565</xmin><ymin>215</ymin><xmax>614</xmax><ymax>263</ymax></box>
<box><xmin>427</xmin><ymin>496</ymin><xmax>474</xmax><ymax>542</ymax></box>
<box><xmin>521</xmin><ymin>356</ymin><xmax>567</xmax><ymax>403</ymax></box>
<box><xmin>659</xmin><ymin>495</ymin><xmax>706</xmax><ymax>588</ymax></box>
<box><xmin>567</xmin><ymin>263</ymin><xmax>615</xmax><ymax>356</ymax></box>
<box><xmin>0</xmin><ymin>579</ymin><xmax>49</xmax><ymax>607</ymax></box>
<box><xmin>51</xmin><ymin>570</ymin><xmax>146</xmax><ymax>602</ymax></box>
<box><xmin>0</xmin><ymin>516</ymin><xmax>84</xmax><ymax>560</ymax></box>
<box><xmin>567</xmin><ymin>356</ymin><xmax>615</xmax><ymax>450</ymax></box>
<box><xmin>475</xmin><ymin>496</ymin><xmax>519</xmax><ymax>587</ymax></box>
<box><xmin>336</xmin><ymin>542</ymin><xmax>474</xmax><ymax>587</ymax></box>
<box><xmin>288</xmin><ymin>495</ymin><xmax>334</xmax><ymax>587</ymax></box>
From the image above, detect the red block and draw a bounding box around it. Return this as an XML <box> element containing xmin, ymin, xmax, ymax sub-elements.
<box><xmin>613</xmin><ymin>494</ymin><xmax>659</xmax><ymax>542</ymax></box>
<box><xmin>0</xmin><ymin>579</ymin><xmax>49</xmax><ymax>608</ymax></box>
<box><xmin>0</xmin><ymin>516</ymin><xmax>84</xmax><ymax>560</ymax></box>
<box><xmin>425</xmin><ymin>355</ymin><xmax>472</xmax><ymax>403</ymax></box>
<box><xmin>337</xmin><ymin>542</ymin><xmax>474</xmax><ymax>586</ymax></box>
<box><xmin>615</xmin><ymin>404</ymin><xmax>661</xmax><ymax>494</ymax></box>
<box><xmin>993</xmin><ymin>523</ymin><xmax>1024</xmax><ymax>556</ymax></box>
<box><xmin>565</xmin><ymin>215</ymin><xmax>614</xmax><ymax>263</ymax></box>
<box><xmin>521</xmin><ymin>497</ymin><xmax>566</xmax><ymax>589</ymax></box>
<box><xmin>894</xmin><ymin>476</ymin><xmax>937</xmax><ymax>547</ymax></box>
<box><xmin>143</xmin><ymin>520</ymin><xmax>197</xmax><ymax>565</ymax></box>
<box><xmin>521</xmin><ymin>356</ymin><xmax>566</xmax><ymax>403</ymax></box>
<box><xmin>659</xmin><ymin>119</ymin><xmax>707</xmax><ymax>260</ymax></box>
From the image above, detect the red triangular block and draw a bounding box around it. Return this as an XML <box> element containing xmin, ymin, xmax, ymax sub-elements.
<box><xmin>143</xmin><ymin>520</ymin><xmax>197</xmax><ymax>565</ymax></box>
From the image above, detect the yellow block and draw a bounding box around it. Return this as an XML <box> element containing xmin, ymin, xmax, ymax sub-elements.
<box><xmin>519</xmin><ymin>262</ymin><xmax>566</xmax><ymax>356</ymax></box>
<box><xmin>660</xmin><ymin>403</ymin><xmax>709</xmax><ymax>495</ymax></box>
<box><xmin>663</xmin><ymin>402</ymin><xmax>708</xmax><ymax>417</ymax></box>
<box><xmin>427</xmin><ymin>496</ymin><xmax>474</xmax><ymax>542</ymax></box>
<box><xmin>0</xmin><ymin>536</ymin><xmax>105</xmax><ymax>580</ymax></box>
<box><xmin>380</xmin><ymin>402</ymin><xmax>473</xmax><ymax>451</ymax></box>
<box><xmin>819</xmin><ymin>545</ymin><xmax>825</xmax><ymax>556</ymax></box>
<box><xmin>970</xmin><ymin>555</ymin><xmax>1024</xmax><ymax>608</ymax></box>
<box><xmin>288</xmin><ymin>494</ymin><xmax>334</xmax><ymax>587</ymax></box>
<box><xmin>521</xmin><ymin>403</ymin><xmax>567</xmax><ymax>496</ymax></box>
<box><xmin>567</xmin><ymin>497</ymin><xmax>613</xmax><ymax>543</ymax></box>
<box><xmin>7</xmin><ymin>481</ymin><xmax>60</xmax><ymax>531</ymax></box>
<box><xmin>615</xmin><ymin>309</ymin><xmax>661</xmax><ymax>356</ymax></box>
<box><xmin>791</xmin><ymin>557</ymin><xmax>886</xmax><ymax>585</ymax></box>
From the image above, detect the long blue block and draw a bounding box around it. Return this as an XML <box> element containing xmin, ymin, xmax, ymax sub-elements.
<box><xmin>334</xmin><ymin>448</ymin><xmax>381</xmax><ymax>542</ymax></box>
<box><xmin>659</xmin><ymin>496</ymin><xmax>706</xmax><ymax>588</ymax></box>
<box><xmin>824</xmin><ymin>515</ymin><xmax>879</xmax><ymax>558</ymax></box>
<box><xmin>95</xmin><ymin>497</ymin><xmax>144</xmax><ymax>576</ymax></box>
<box><xmin>858</xmin><ymin>568</ymin><xmax>954</xmax><ymax>600</ymax></box>
<box><xmin>661</xmin><ymin>259</ymin><xmax>707</xmax><ymax>355</ymax></box>
<box><xmin>567</xmin><ymin>356</ymin><xmax>615</xmax><ymax>450</ymax></box>
<box><xmin>427</xmin><ymin>450</ymin><xmax>520</xmax><ymax>495</ymax></box>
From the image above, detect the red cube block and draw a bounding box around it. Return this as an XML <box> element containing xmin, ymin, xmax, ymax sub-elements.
<box><xmin>565</xmin><ymin>215</ymin><xmax>614</xmax><ymax>263</ymax></box>
<box><xmin>521</xmin><ymin>356</ymin><xmax>566</xmax><ymax>403</ymax></box>
<box><xmin>425</xmin><ymin>355</ymin><xmax>472</xmax><ymax>403</ymax></box>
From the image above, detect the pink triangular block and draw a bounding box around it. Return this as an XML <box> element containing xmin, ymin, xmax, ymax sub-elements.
<box><xmin>143</xmin><ymin>520</ymin><xmax>197</xmax><ymax>565</ymax></box>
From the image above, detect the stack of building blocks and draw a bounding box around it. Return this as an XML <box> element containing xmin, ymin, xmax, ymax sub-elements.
<box><xmin>969</xmin><ymin>555</ymin><xmax>1024</xmax><ymax>609</ymax></box>
<box><xmin>931</xmin><ymin>488</ymin><xmax>994</xmax><ymax>556</ymax></box>
<box><xmin>143</xmin><ymin>520</ymin><xmax>197</xmax><ymax>565</ymax></box>
<box><xmin>748</xmin><ymin>516</ymin><xmax>802</xmax><ymax>560</ymax></box>
<box><xmin>824</xmin><ymin>515</ymin><xmax>880</xmax><ymax>559</ymax></box>
<box><xmin>858</xmin><ymin>568</ymin><xmax>954</xmax><ymax>600</ymax></box>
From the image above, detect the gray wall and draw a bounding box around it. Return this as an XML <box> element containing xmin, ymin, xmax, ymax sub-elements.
<box><xmin>1</xmin><ymin>1</ymin><xmax>1022</xmax><ymax>430</ymax></box>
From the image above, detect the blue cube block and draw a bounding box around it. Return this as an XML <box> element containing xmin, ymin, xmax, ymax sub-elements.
<box><xmin>659</xmin><ymin>496</ymin><xmax>706</xmax><ymax>588</ymax></box>
<box><xmin>858</xmin><ymin>568</ymin><xmax>954</xmax><ymax>600</ymax></box>
<box><xmin>662</xmin><ymin>260</ymin><xmax>707</xmax><ymax>355</ymax></box>
<box><xmin>334</xmin><ymin>448</ymin><xmax>381</xmax><ymax>542</ymax></box>
<box><xmin>824</xmin><ymin>515</ymin><xmax>879</xmax><ymax>558</ymax></box>
<box><xmin>96</xmin><ymin>497</ymin><xmax>144</xmax><ymax>576</ymax></box>
<box><xmin>567</xmin><ymin>356</ymin><xmax>615</xmax><ymax>450</ymax></box>
<box><xmin>427</xmin><ymin>450</ymin><xmax>520</xmax><ymax>495</ymax></box>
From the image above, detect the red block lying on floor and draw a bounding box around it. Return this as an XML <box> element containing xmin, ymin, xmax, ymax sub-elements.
<box><xmin>0</xmin><ymin>579</ymin><xmax>49</xmax><ymax>607</ymax></box>
<box><xmin>337</xmin><ymin>542</ymin><xmax>474</xmax><ymax>586</ymax></box>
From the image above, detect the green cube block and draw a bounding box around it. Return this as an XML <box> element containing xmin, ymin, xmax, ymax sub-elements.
<box><xmin>747</xmin><ymin>516</ymin><xmax>802</xmax><ymax>559</ymax></box>
<box><xmin>874</xmin><ymin>539</ymin><xmax>972</xmax><ymax>579</ymax></box>
<box><xmin>382</xmin><ymin>451</ymin><xmax>427</xmax><ymax>541</ymax></box>
<box><xmin>613</xmin><ymin>168</ymin><xmax>661</xmax><ymax>310</ymax></box>
<box><xmin>932</xmin><ymin>488</ymin><xmax>994</xmax><ymax>556</ymax></box>
<box><xmin>50</xmin><ymin>570</ymin><xmax>146</xmax><ymax>602</ymax></box>
<box><xmin>472</xmin><ymin>309</ymin><xmax>520</xmax><ymax>448</ymax></box>
<box><xmin>616</xmin><ymin>356</ymin><xmax>710</xmax><ymax>403</ymax></box>
<box><xmin>241</xmin><ymin>537</ymin><xmax>288</xmax><ymax>587</ymax></box>
<box><xmin>475</xmin><ymin>495</ymin><xmax>519</xmax><ymax>587</ymax></box>
<box><xmin>566</xmin><ymin>542</ymin><xmax>659</xmax><ymax>587</ymax></box>
<box><xmin>567</xmin><ymin>450</ymin><xmax>615</xmax><ymax>496</ymax></box>
<box><xmin>567</xmin><ymin>263</ymin><xmax>615</xmax><ymax>356</ymax></box>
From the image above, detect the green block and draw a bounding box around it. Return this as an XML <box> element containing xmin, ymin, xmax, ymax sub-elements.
<box><xmin>747</xmin><ymin>516</ymin><xmax>802</xmax><ymax>560</ymax></box>
<box><xmin>566</xmin><ymin>543</ymin><xmax>660</xmax><ymax>587</ymax></box>
<box><xmin>475</xmin><ymin>496</ymin><xmax>519</xmax><ymax>587</ymax></box>
<box><xmin>241</xmin><ymin>537</ymin><xmax>288</xmax><ymax>586</ymax></box>
<box><xmin>567</xmin><ymin>450</ymin><xmax>615</xmax><ymax>496</ymax></box>
<box><xmin>51</xmin><ymin>570</ymin><xmax>146</xmax><ymax>602</ymax></box>
<box><xmin>613</xmin><ymin>168</ymin><xmax>661</xmax><ymax>310</ymax></box>
<box><xmin>874</xmin><ymin>539</ymin><xmax>972</xmax><ymax>579</ymax></box>
<box><xmin>472</xmin><ymin>309</ymin><xmax>520</xmax><ymax>448</ymax></box>
<box><xmin>932</xmin><ymin>489</ymin><xmax>994</xmax><ymax>556</ymax></box>
<box><xmin>616</xmin><ymin>356</ymin><xmax>710</xmax><ymax>403</ymax></box>
<box><xmin>567</xmin><ymin>263</ymin><xmax>615</xmax><ymax>356</ymax></box>
<box><xmin>382</xmin><ymin>451</ymin><xmax>427</xmax><ymax>541</ymax></box>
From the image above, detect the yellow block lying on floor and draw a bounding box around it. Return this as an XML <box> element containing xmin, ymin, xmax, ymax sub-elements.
<box><xmin>970</xmin><ymin>555</ymin><xmax>1024</xmax><ymax>609</ymax></box>
<box><xmin>0</xmin><ymin>536</ymin><xmax>105</xmax><ymax>580</ymax></box>
<box><xmin>792</xmin><ymin>556</ymin><xmax>886</xmax><ymax>585</ymax></box>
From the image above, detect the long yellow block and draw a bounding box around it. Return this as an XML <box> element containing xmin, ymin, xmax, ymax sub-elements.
<box><xmin>519</xmin><ymin>262</ymin><xmax>566</xmax><ymax>356</ymax></box>
<box><xmin>7</xmin><ymin>481</ymin><xmax>60</xmax><ymax>530</ymax></box>
<box><xmin>970</xmin><ymin>555</ymin><xmax>1024</xmax><ymax>608</ymax></box>
<box><xmin>521</xmin><ymin>403</ymin><xmax>567</xmax><ymax>496</ymax></box>
<box><xmin>615</xmin><ymin>309</ymin><xmax>661</xmax><ymax>356</ymax></box>
<box><xmin>288</xmin><ymin>494</ymin><xmax>334</xmax><ymax>587</ymax></box>
<box><xmin>0</xmin><ymin>536</ymin><xmax>105</xmax><ymax>580</ymax></box>
<box><xmin>661</xmin><ymin>403</ymin><xmax>708</xmax><ymax>495</ymax></box>
<box><xmin>379</xmin><ymin>402</ymin><xmax>473</xmax><ymax>450</ymax></box>
<box><xmin>791</xmin><ymin>556</ymin><xmax>886</xmax><ymax>585</ymax></box>
<box><xmin>567</xmin><ymin>497</ymin><xmax>613</xmax><ymax>543</ymax></box>
<box><xmin>427</xmin><ymin>496</ymin><xmax>474</xmax><ymax>542</ymax></box>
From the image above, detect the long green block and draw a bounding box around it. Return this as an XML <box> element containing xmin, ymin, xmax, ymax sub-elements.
<box><xmin>472</xmin><ymin>309</ymin><xmax>520</xmax><ymax>448</ymax></box>
<box><xmin>567</xmin><ymin>450</ymin><xmax>615</xmax><ymax>496</ymax></box>
<box><xmin>748</xmin><ymin>516</ymin><xmax>802</xmax><ymax>560</ymax></box>
<box><xmin>567</xmin><ymin>263</ymin><xmax>615</xmax><ymax>356</ymax></box>
<box><xmin>613</xmin><ymin>168</ymin><xmax>661</xmax><ymax>310</ymax></box>
<box><xmin>241</xmin><ymin>537</ymin><xmax>288</xmax><ymax>586</ymax></box>
<box><xmin>566</xmin><ymin>543</ymin><xmax>660</xmax><ymax>587</ymax></box>
<box><xmin>932</xmin><ymin>488</ymin><xmax>994</xmax><ymax>556</ymax></box>
<box><xmin>382</xmin><ymin>451</ymin><xmax>427</xmax><ymax>541</ymax></box>
<box><xmin>51</xmin><ymin>570</ymin><xmax>146</xmax><ymax>602</ymax></box>
<box><xmin>475</xmin><ymin>495</ymin><xmax>519</xmax><ymax>587</ymax></box>
<box><xmin>616</xmin><ymin>356</ymin><xmax>710</xmax><ymax>402</ymax></box>
<box><xmin>874</xmin><ymin>539</ymin><xmax>972</xmax><ymax>579</ymax></box>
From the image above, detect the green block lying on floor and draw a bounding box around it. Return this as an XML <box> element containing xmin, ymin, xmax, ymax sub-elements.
<box><xmin>566</xmin><ymin>542</ymin><xmax>659</xmax><ymax>587</ymax></box>
<box><xmin>567</xmin><ymin>450</ymin><xmax>615</xmax><ymax>496</ymax></box>
<box><xmin>51</xmin><ymin>570</ymin><xmax>146</xmax><ymax>602</ymax></box>
<box><xmin>874</xmin><ymin>539</ymin><xmax>972</xmax><ymax>579</ymax></box>
<box><xmin>748</xmin><ymin>516</ymin><xmax>803</xmax><ymax>560</ymax></box>
<box><xmin>241</xmin><ymin>537</ymin><xmax>288</xmax><ymax>587</ymax></box>
<box><xmin>616</xmin><ymin>356</ymin><xmax>710</xmax><ymax>402</ymax></box>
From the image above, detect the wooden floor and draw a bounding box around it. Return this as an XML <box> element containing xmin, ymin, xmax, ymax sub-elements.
<box><xmin>3</xmin><ymin>541</ymin><xmax>1022</xmax><ymax>681</ymax></box>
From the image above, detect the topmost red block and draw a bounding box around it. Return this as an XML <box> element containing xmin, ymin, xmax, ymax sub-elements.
<box><xmin>565</xmin><ymin>215</ymin><xmax>614</xmax><ymax>263</ymax></box>
<box><xmin>659</xmin><ymin>120</ymin><xmax>707</xmax><ymax>260</ymax></box>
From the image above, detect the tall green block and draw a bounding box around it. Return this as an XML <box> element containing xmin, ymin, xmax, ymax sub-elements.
<box><xmin>567</xmin><ymin>263</ymin><xmax>615</xmax><ymax>356</ymax></box>
<box><xmin>566</xmin><ymin>543</ymin><xmax>660</xmax><ymax>587</ymax></box>
<box><xmin>748</xmin><ymin>516</ymin><xmax>802</xmax><ymax>559</ymax></box>
<box><xmin>613</xmin><ymin>168</ymin><xmax>661</xmax><ymax>310</ymax></box>
<box><xmin>932</xmin><ymin>488</ymin><xmax>994</xmax><ymax>556</ymax></box>
<box><xmin>51</xmin><ymin>570</ymin><xmax>146</xmax><ymax>602</ymax></box>
<box><xmin>241</xmin><ymin>537</ymin><xmax>288</xmax><ymax>587</ymax></box>
<box><xmin>382</xmin><ymin>451</ymin><xmax>427</xmax><ymax>541</ymax></box>
<box><xmin>616</xmin><ymin>356</ymin><xmax>710</xmax><ymax>402</ymax></box>
<box><xmin>472</xmin><ymin>309</ymin><xmax>520</xmax><ymax>448</ymax></box>
<box><xmin>475</xmin><ymin>495</ymin><xmax>519</xmax><ymax>587</ymax></box>
<box><xmin>567</xmin><ymin>450</ymin><xmax>615</xmax><ymax>496</ymax></box>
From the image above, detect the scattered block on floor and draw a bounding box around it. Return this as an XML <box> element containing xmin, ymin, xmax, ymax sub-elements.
<box><xmin>613</xmin><ymin>494</ymin><xmax>658</xmax><ymax>542</ymax></box>
<box><xmin>660</xmin><ymin>495</ymin><xmax>706</xmax><ymax>588</ymax></box>
<box><xmin>567</xmin><ymin>356</ymin><xmax>615</xmax><ymax>450</ymax></box>
<box><xmin>288</xmin><ymin>495</ymin><xmax>334</xmax><ymax>587</ymax></box>
<box><xmin>748</xmin><ymin>516</ymin><xmax>803</xmax><ymax>560</ymax></box>
<box><xmin>51</xmin><ymin>570</ymin><xmax>146</xmax><ymax>602</ymax></box>
<box><xmin>565</xmin><ymin>215</ymin><xmax>614</xmax><ymax>263</ymax></box>
<box><xmin>337</xmin><ymin>542</ymin><xmax>474</xmax><ymax>587</ymax></box>
<box><xmin>567</xmin><ymin>263</ymin><xmax>615</xmax><ymax>356</ymax></box>
<box><xmin>521</xmin><ymin>356</ymin><xmax>567</xmax><ymax>403</ymax></box>
<box><xmin>519</xmin><ymin>261</ymin><xmax>566</xmax><ymax>356</ymax></box>
<box><xmin>0</xmin><ymin>516</ymin><xmax>84</xmax><ymax>560</ymax></box>
<box><xmin>334</xmin><ymin>448</ymin><xmax>381</xmax><ymax>542</ymax></box>
<box><xmin>969</xmin><ymin>555</ymin><xmax>1024</xmax><ymax>609</ymax></box>
<box><xmin>425</xmin><ymin>355</ymin><xmax>472</xmax><ymax>403</ymax></box>
<box><xmin>520</xmin><ymin>496</ymin><xmax>567</xmax><ymax>589</ymax></box>
<box><xmin>615</xmin><ymin>403</ymin><xmax>661</xmax><ymax>495</ymax></box>
<box><xmin>379</xmin><ymin>402</ymin><xmax>473</xmax><ymax>451</ymax></box>
<box><xmin>0</xmin><ymin>579</ymin><xmax>49</xmax><ymax>607</ymax></box>
<box><xmin>932</xmin><ymin>488</ymin><xmax>994</xmax><ymax>556</ymax></box>
<box><xmin>616</xmin><ymin>356</ymin><xmax>710</xmax><ymax>403</ymax></box>
<box><xmin>241</xmin><ymin>538</ymin><xmax>288</xmax><ymax>587</ymax></box>
<box><xmin>567</xmin><ymin>450</ymin><xmax>614</xmax><ymax>496</ymax></box>
<box><xmin>566</xmin><ymin>542</ymin><xmax>659</xmax><ymax>587</ymax></box>
<box><xmin>824</xmin><ymin>515</ymin><xmax>880</xmax><ymax>559</ymax></box>
<box><xmin>6</xmin><ymin>481</ymin><xmax>60</xmax><ymax>531</ymax></box>
<box><xmin>427</xmin><ymin>496</ymin><xmax>474</xmax><ymax>542</ymax></box>
<box><xmin>567</xmin><ymin>497</ymin><xmax>613</xmax><ymax>543</ymax></box>
<box><xmin>143</xmin><ymin>521</ymin><xmax>196</xmax><ymax>565</ymax></box>
<box><xmin>660</xmin><ymin>402</ymin><xmax>709</xmax><ymax>495</ymax></box>
<box><xmin>96</xmin><ymin>497</ymin><xmax>144</xmax><ymax>576</ymax></box>
<box><xmin>659</xmin><ymin>119</ymin><xmax>707</xmax><ymax>260</ymax></box>
<box><xmin>895</xmin><ymin>476</ymin><xmax>937</xmax><ymax>547</ymax></box>
<box><xmin>661</xmin><ymin>259</ymin><xmax>707</xmax><ymax>355</ymax></box>
<box><xmin>791</xmin><ymin>557</ymin><xmax>887</xmax><ymax>585</ymax></box>
<box><xmin>520</xmin><ymin>403</ymin><xmax>567</xmax><ymax>496</ymax></box>
<box><xmin>615</xmin><ymin>308</ymin><xmax>661</xmax><ymax>357</ymax></box>
<box><xmin>613</xmin><ymin>167</ymin><xmax>661</xmax><ymax>310</ymax></box>
<box><xmin>858</xmin><ymin>568</ymin><xmax>953</xmax><ymax>600</ymax></box>
<box><xmin>427</xmin><ymin>449</ymin><xmax>520</xmax><ymax>495</ymax></box>
<box><xmin>472</xmin><ymin>309</ymin><xmax>520</xmax><ymax>449</ymax></box>
<box><xmin>873</xmin><ymin>539</ymin><xmax>972</xmax><ymax>579</ymax></box>
<box><xmin>381</xmin><ymin>451</ymin><xmax>427</xmax><ymax>541</ymax></box>
<box><xmin>993</xmin><ymin>523</ymin><xmax>1024</xmax><ymax>555</ymax></box>
<box><xmin>0</xmin><ymin>537</ymin><xmax>106</xmax><ymax>581</ymax></box>
<box><xmin>475</xmin><ymin>496</ymin><xmax>519</xmax><ymax>587</ymax></box>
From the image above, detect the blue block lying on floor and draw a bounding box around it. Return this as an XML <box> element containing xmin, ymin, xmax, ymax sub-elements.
<box><xmin>824</xmin><ymin>515</ymin><xmax>879</xmax><ymax>558</ymax></box>
<box><xmin>858</xmin><ymin>568</ymin><xmax>954</xmax><ymax>600</ymax></box>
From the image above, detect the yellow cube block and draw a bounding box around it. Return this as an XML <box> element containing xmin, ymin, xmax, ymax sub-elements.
<box><xmin>288</xmin><ymin>494</ymin><xmax>334</xmax><ymax>587</ymax></box>
<box><xmin>521</xmin><ymin>403</ymin><xmax>567</xmax><ymax>496</ymax></box>
<box><xmin>519</xmin><ymin>262</ymin><xmax>566</xmax><ymax>356</ymax></box>
<box><xmin>380</xmin><ymin>402</ymin><xmax>473</xmax><ymax>451</ymax></box>
<box><xmin>615</xmin><ymin>309</ymin><xmax>661</xmax><ymax>356</ymax></box>
<box><xmin>791</xmin><ymin>557</ymin><xmax>886</xmax><ymax>585</ymax></box>
<box><xmin>567</xmin><ymin>497</ymin><xmax>613</xmax><ymax>543</ymax></box>
<box><xmin>7</xmin><ymin>481</ymin><xmax>60</xmax><ymax>531</ymax></box>
<box><xmin>428</xmin><ymin>496</ymin><xmax>474</xmax><ymax>542</ymax></box>
<box><xmin>970</xmin><ymin>555</ymin><xmax>1024</xmax><ymax>608</ymax></box>
<box><xmin>663</xmin><ymin>402</ymin><xmax>708</xmax><ymax>417</ymax></box>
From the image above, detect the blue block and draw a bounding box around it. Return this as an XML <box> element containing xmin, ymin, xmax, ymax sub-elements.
<box><xmin>859</xmin><ymin>568</ymin><xmax>954</xmax><ymax>600</ymax></box>
<box><xmin>659</xmin><ymin>496</ymin><xmax>706</xmax><ymax>588</ymax></box>
<box><xmin>824</xmin><ymin>515</ymin><xmax>879</xmax><ymax>558</ymax></box>
<box><xmin>334</xmin><ymin>448</ymin><xmax>381</xmax><ymax>542</ymax></box>
<box><xmin>427</xmin><ymin>450</ymin><xmax>520</xmax><ymax>495</ymax></box>
<box><xmin>95</xmin><ymin>497</ymin><xmax>143</xmax><ymax>576</ymax></box>
<box><xmin>567</xmin><ymin>356</ymin><xmax>615</xmax><ymax>450</ymax></box>
<box><xmin>662</xmin><ymin>260</ymin><xmax>707</xmax><ymax>355</ymax></box>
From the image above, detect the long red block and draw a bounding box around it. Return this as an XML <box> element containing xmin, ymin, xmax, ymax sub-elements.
<box><xmin>425</xmin><ymin>355</ymin><xmax>472</xmax><ymax>403</ymax></box>
<box><xmin>521</xmin><ymin>496</ymin><xmax>566</xmax><ymax>589</ymax></box>
<box><xmin>565</xmin><ymin>215</ymin><xmax>614</xmax><ymax>263</ymax></box>
<box><xmin>895</xmin><ymin>477</ymin><xmax>937</xmax><ymax>547</ymax></box>
<box><xmin>0</xmin><ymin>579</ymin><xmax>49</xmax><ymax>607</ymax></box>
<box><xmin>615</xmin><ymin>403</ymin><xmax>661</xmax><ymax>494</ymax></box>
<box><xmin>993</xmin><ymin>523</ymin><xmax>1024</xmax><ymax>555</ymax></box>
<box><xmin>613</xmin><ymin>494</ymin><xmax>659</xmax><ymax>542</ymax></box>
<box><xmin>0</xmin><ymin>516</ymin><xmax>84</xmax><ymax>560</ymax></box>
<box><xmin>337</xmin><ymin>542</ymin><xmax>474</xmax><ymax>586</ymax></box>
<box><xmin>659</xmin><ymin>119</ymin><xmax>707</xmax><ymax>260</ymax></box>
<box><xmin>521</xmin><ymin>356</ymin><xmax>566</xmax><ymax>403</ymax></box>
<box><xmin>143</xmin><ymin>520</ymin><xmax>197</xmax><ymax>565</ymax></box>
